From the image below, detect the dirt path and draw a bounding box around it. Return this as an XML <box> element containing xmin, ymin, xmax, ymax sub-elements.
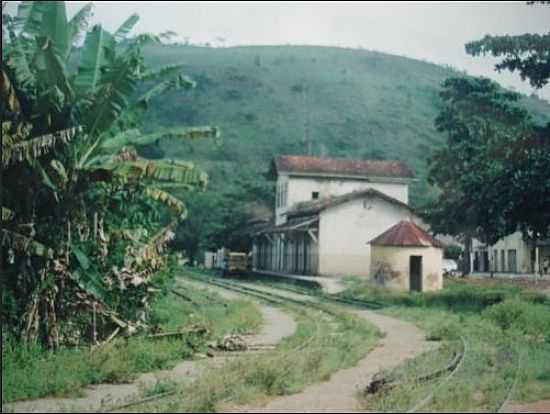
<box><xmin>4</xmin><ymin>280</ymin><xmax>296</xmax><ymax>413</ymax></box>
<box><xmin>223</xmin><ymin>284</ymin><xmax>436</xmax><ymax>413</ymax></box>
<box><xmin>503</xmin><ymin>400</ymin><xmax>550</xmax><ymax>413</ymax></box>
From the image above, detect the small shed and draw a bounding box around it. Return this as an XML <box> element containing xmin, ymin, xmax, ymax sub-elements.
<box><xmin>369</xmin><ymin>221</ymin><xmax>443</xmax><ymax>292</ymax></box>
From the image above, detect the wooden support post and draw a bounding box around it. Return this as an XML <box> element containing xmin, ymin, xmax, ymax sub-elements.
<box><xmin>93</xmin><ymin>212</ymin><xmax>98</xmax><ymax>240</ymax></box>
<box><xmin>92</xmin><ymin>302</ymin><xmax>97</xmax><ymax>345</ymax></box>
<box><xmin>308</xmin><ymin>229</ymin><xmax>318</xmax><ymax>244</ymax></box>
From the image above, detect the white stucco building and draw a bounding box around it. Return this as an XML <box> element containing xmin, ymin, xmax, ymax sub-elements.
<box><xmin>252</xmin><ymin>155</ymin><xmax>444</xmax><ymax>291</ymax></box>
<box><xmin>471</xmin><ymin>232</ymin><xmax>550</xmax><ymax>276</ymax></box>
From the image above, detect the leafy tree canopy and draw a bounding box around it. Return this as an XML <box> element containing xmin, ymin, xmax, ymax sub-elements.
<box><xmin>465</xmin><ymin>2</ymin><xmax>550</xmax><ymax>89</ymax></box>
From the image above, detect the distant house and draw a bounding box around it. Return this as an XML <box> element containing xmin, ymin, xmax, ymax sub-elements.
<box><xmin>252</xmin><ymin>155</ymin><xmax>444</xmax><ymax>291</ymax></box>
<box><xmin>471</xmin><ymin>232</ymin><xmax>550</xmax><ymax>276</ymax></box>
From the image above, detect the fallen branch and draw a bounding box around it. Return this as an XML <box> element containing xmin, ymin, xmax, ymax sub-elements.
<box><xmin>365</xmin><ymin>344</ymin><xmax>464</xmax><ymax>395</ymax></box>
<box><xmin>101</xmin><ymin>390</ymin><xmax>178</xmax><ymax>413</ymax></box>
<box><xmin>147</xmin><ymin>331</ymin><xmax>186</xmax><ymax>339</ymax></box>
<box><xmin>91</xmin><ymin>327</ymin><xmax>121</xmax><ymax>353</ymax></box>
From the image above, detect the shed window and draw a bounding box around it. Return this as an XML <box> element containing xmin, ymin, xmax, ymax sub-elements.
<box><xmin>312</xmin><ymin>191</ymin><xmax>319</xmax><ymax>200</ymax></box>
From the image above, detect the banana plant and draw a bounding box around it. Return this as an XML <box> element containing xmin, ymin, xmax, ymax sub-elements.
<box><xmin>2</xmin><ymin>1</ymin><xmax>221</xmax><ymax>345</ymax></box>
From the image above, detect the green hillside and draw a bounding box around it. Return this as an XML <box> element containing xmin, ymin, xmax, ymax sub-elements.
<box><xmin>141</xmin><ymin>44</ymin><xmax>550</xmax><ymax>208</ymax></box>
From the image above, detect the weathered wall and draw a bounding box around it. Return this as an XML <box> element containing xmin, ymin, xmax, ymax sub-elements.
<box><xmin>275</xmin><ymin>174</ymin><xmax>409</xmax><ymax>225</ymax></box>
<box><xmin>472</xmin><ymin>231</ymin><xmax>533</xmax><ymax>273</ymax></box>
<box><xmin>370</xmin><ymin>245</ymin><xmax>443</xmax><ymax>292</ymax></box>
<box><xmin>317</xmin><ymin>196</ymin><xmax>418</xmax><ymax>277</ymax></box>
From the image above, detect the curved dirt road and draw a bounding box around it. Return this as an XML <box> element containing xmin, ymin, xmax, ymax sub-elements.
<box><xmin>225</xmin><ymin>285</ymin><xmax>436</xmax><ymax>413</ymax></box>
<box><xmin>4</xmin><ymin>280</ymin><xmax>296</xmax><ymax>413</ymax></box>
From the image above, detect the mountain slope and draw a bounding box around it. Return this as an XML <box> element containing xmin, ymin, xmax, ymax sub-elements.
<box><xmin>142</xmin><ymin>44</ymin><xmax>550</xmax><ymax>207</ymax></box>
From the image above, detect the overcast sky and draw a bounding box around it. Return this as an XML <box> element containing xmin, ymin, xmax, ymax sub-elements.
<box><xmin>7</xmin><ymin>1</ymin><xmax>550</xmax><ymax>100</ymax></box>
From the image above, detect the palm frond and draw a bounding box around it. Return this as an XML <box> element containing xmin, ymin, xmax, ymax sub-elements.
<box><xmin>73</xmin><ymin>25</ymin><xmax>116</xmax><ymax>94</ymax></box>
<box><xmin>67</xmin><ymin>2</ymin><xmax>94</xmax><ymax>54</ymax></box>
<box><xmin>2</xmin><ymin>126</ymin><xmax>81</xmax><ymax>167</ymax></box>
<box><xmin>85</xmin><ymin>55</ymin><xmax>137</xmax><ymax>136</ymax></box>
<box><xmin>107</xmin><ymin>159</ymin><xmax>208</xmax><ymax>189</ymax></box>
<box><xmin>138</xmin><ymin>64</ymin><xmax>186</xmax><ymax>82</ymax></box>
<box><xmin>136</xmin><ymin>74</ymin><xmax>196</xmax><ymax>107</ymax></box>
<box><xmin>39</xmin><ymin>1</ymin><xmax>70</xmax><ymax>59</ymax></box>
<box><xmin>5</xmin><ymin>32</ymin><xmax>34</xmax><ymax>88</ymax></box>
<box><xmin>143</xmin><ymin>187</ymin><xmax>188</xmax><ymax>219</ymax></box>
<box><xmin>1</xmin><ymin>68</ymin><xmax>21</xmax><ymax>115</ymax></box>
<box><xmin>113</xmin><ymin>13</ymin><xmax>139</xmax><ymax>42</ymax></box>
<box><xmin>33</xmin><ymin>36</ymin><xmax>74</xmax><ymax>101</ymax></box>
<box><xmin>14</xmin><ymin>1</ymin><xmax>50</xmax><ymax>38</ymax></box>
<box><xmin>1</xmin><ymin>229</ymin><xmax>54</xmax><ymax>259</ymax></box>
<box><xmin>99</xmin><ymin>126</ymin><xmax>219</xmax><ymax>153</ymax></box>
<box><xmin>140</xmin><ymin>219</ymin><xmax>178</xmax><ymax>262</ymax></box>
<box><xmin>2</xmin><ymin>207</ymin><xmax>15</xmax><ymax>222</ymax></box>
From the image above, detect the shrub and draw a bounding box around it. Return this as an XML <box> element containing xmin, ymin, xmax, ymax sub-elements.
<box><xmin>426</xmin><ymin>322</ymin><xmax>460</xmax><ymax>341</ymax></box>
<box><xmin>483</xmin><ymin>299</ymin><xmax>550</xmax><ymax>340</ymax></box>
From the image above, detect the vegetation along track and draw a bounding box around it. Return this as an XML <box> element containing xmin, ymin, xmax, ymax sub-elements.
<box><xmin>105</xmin><ymin>273</ymin><xmax>337</xmax><ymax>412</ymax></box>
<box><xmin>188</xmin><ymin>273</ymin><xmax>525</xmax><ymax>413</ymax></box>
<box><xmin>405</xmin><ymin>335</ymin><xmax>468</xmax><ymax>413</ymax></box>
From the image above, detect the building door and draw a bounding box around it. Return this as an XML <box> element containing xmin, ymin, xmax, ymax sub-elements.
<box><xmin>410</xmin><ymin>256</ymin><xmax>423</xmax><ymax>292</ymax></box>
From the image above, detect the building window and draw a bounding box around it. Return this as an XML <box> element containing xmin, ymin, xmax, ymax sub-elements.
<box><xmin>312</xmin><ymin>191</ymin><xmax>319</xmax><ymax>200</ymax></box>
<box><xmin>501</xmin><ymin>250</ymin><xmax>505</xmax><ymax>272</ymax></box>
<box><xmin>508</xmin><ymin>249</ymin><xmax>517</xmax><ymax>273</ymax></box>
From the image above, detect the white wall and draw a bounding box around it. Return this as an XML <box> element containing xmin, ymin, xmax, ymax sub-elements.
<box><xmin>276</xmin><ymin>174</ymin><xmax>409</xmax><ymax>225</ymax></box>
<box><xmin>472</xmin><ymin>231</ymin><xmax>533</xmax><ymax>273</ymax></box>
<box><xmin>370</xmin><ymin>245</ymin><xmax>443</xmax><ymax>292</ymax></box>
<box><xmin>317</xmin><ymin>195</ymin><xmax>418</xmax><ymax>277</ymax></box>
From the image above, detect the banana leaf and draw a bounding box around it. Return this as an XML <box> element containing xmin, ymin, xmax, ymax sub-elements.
<box><xmin>2</xmin><ymin>126</ymin><xmax>81</xmax><ymax>167</ymax></box>
<box><xmin>99</xmin><ymin>126</ymin><xmax>219</xmax><ymax>153</ymax></box>
<box><xmin>1</xmin><ymin>229</ymin><xmax>54</xmax><ymax>259</ymax></box>
<box><xmin>143</xmin><ymin>187</ymin><xmax>188</xmax><ymax>219</ymax></box>
<box><xmin>73</xmin><ymin>25</ymin><xmax>116</xmax><ymax>94</ymax></box>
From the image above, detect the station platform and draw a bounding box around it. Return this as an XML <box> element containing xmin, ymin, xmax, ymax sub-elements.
<box><xmin>252</xmin><ymin>270</ymin><xmax>347</xmax><ymax>294</ymax></box>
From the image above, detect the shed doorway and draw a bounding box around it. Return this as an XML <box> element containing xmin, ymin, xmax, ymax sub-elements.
<box><xmin>410</xmin><ymin>256</ymin><xmax>423</xmax><ymax>292</ymax></box>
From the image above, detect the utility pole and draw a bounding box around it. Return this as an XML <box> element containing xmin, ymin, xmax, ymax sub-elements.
<box><xmin>302</xmin><ymin>82</ymin><xmax>312</xmax><ymax>155</ymax></box>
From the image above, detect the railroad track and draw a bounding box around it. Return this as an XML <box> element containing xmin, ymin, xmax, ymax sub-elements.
<box><xmin>406</xmin><ymin>335</ymin><xmax>468</xmax><ymax>413</ymax></box>
<box><xmin>182</xmin><ymin>271</ymin><xmax>524</xmax><ymax>414</ymax></box>
<box><xmin>103</xmin><ymin>273</ymin><xmax>337</xmax><ymax>412</ymax></box>
<box><xmin>182</xmin><ymin>270</ymin><xmax>385</xmax><ymax>311</ymax></box>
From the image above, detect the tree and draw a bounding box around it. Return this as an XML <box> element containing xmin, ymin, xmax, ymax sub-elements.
<box><xmin>1</xmin><ymin>1</ymin><xmax>219</xmax><ymax>346</ymax></box>
<box><xmin>424</xmin><ymin>76</ymin><xmax>533</xmax><ymax>275</ymax></box>
<box><xmin>465</xmin><ymin>2</ymin><xmax>550</xmax><ymax>89</ymax></box>
<box><xmin>501</xmin><ymin>123</ymin><xmax>550</xmax><ymax>241</ymax></box>
<box><xmin>463</xmin><ymin>1</ymin><xmax>550</xmax><ymax>275</ymax></box>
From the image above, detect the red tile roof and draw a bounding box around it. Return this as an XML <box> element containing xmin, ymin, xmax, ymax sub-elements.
<box><xmin>286</xmin><ymin>188</ymin><xmax>413</xmax><ymax>219</ymax></box>
<box><xmin>274</xmin><ymin>155</ymin><xmax>415</xmax><ymax>179</ymax></box>
<box><xmin>369</xmin><ymin>221</ymin><xmax>442</xmax><ymax>248</ymax></box>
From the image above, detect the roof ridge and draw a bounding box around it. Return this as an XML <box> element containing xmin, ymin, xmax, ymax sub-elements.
<box><xmin>369</xmin><ymin>220</ymin><xmax>442</xmax><ymax>248</ymax></box>
<box><xmin>286</xmin><ymin>188</ymin><xmax>412</xmax><ymax>218</ymax></box>
<box><xmin>273</xmin><ymin>155</ymin><xmax>415</xmax><ymax>179</ymax></box>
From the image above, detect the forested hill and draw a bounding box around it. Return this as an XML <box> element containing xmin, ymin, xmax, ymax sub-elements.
<box><xmin>142</xmin><ymin>44</ymin><xmax>550</xmax><ymax>207</ymax></box>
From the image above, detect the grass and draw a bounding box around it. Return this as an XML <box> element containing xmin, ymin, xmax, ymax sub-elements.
<box><xmin>141</xmin><ymin>44</ymin><xmax>550</xmax><ymax>208</ymax></box>
<box><xmin>142</xmin><ymin>379</ymin><xmax>179</xmax><ymax>399</ymax></box>
<box><xmin>129</xmin><ymin>304</ymin><xmax>381</xmax><ymax>413</ymax></box>
<box><xmin>1</xmin><ymin>283</ymin><xmax>262</xmax><ymax>404</ymax></box>
<box><xmin>337</xmin><ymin>277</ymin><xmax>550</xmax><ymax>411</ymax></box>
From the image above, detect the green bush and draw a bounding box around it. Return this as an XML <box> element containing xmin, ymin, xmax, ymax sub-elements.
<box><xmin>483</xmin><ymin>299</ymin><xmax>550</xmax><ymax>340</ymax></box>
<box><xmin>426</xmin><ymin>322</ymin><xmax>461</xmax><ymax>341</ymax></box>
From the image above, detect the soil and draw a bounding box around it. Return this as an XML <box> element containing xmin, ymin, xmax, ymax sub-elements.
<box><xmin>503</xmin><ymin>400</ymin><xmax>550</xmax><ymax>413</ymax></box>
<box><xmin>4</xmin><ymin>280</ymin><xmax>296</xmax><ymax>413</ymax></box>
<box><xmin>223</xmin><ymin>285</ymin><xmax>437</xmax><ymax>413</ymax></box>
